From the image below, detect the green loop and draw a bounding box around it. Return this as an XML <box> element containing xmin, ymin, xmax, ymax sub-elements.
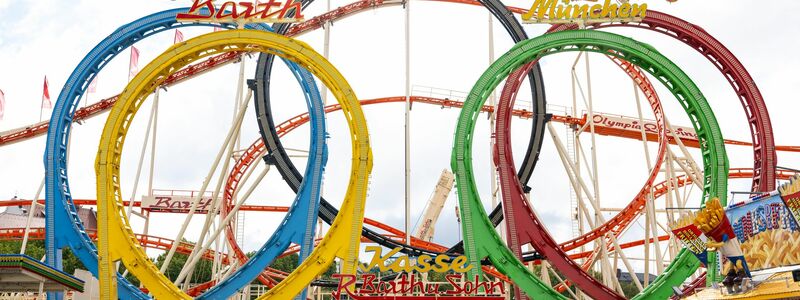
<box><xmin>451</xmin><ymin>30</ymin><xmax>728</xmax><ymax>300</ymax></box>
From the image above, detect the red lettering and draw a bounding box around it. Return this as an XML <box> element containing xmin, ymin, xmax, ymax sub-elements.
<box><xmin>464</xmin><ymin>280</ymin><xmax>475</xmax><ymax>294</ymax></box>
<box><xmin>425</xmin><ymin>281</ymin><xmax>439</xmax><ymax>294</ymax></box>
<box><xmin>237</xmin><ymin>2</ymin><xmax>256</xmax><ymax>18</ymax></box>
<box><xmin>198</xmin><ymin>198</ymin><xmax>212</xmax><ymax>211</ymax></box>
<box><xmin>445</xmin><ymin>274</ymin><xmax>463</xmax><ymax>294</ymax></box>
<box><xmin>176</xmin><ymin>0</ymin><xmax>302</xmax><ymax>22</ymax></box>
<box><xmin>487</xmin><ymin>279</ymin><xmax>505</xmax><ymax>295</ymax></box>
<box><xmin>279</xmin><ymin>0</ymin><xmax>303</xmax><ymax>19</ymax></box>
<box><xmin>153</xmin><ymin>196</ymin><xmax>171</xmax><ymax>208</ymax></box>
<box><xmin>260</xmin><ymin>0</ymin><xmax>285</xmax><ymax>18</ymax></box>
<box><xmin>216</xmin><ymin>1</ymin><xmax>242</xmax><ymax>19</ymax></box>
<box><xmin>357</xmin><ymin>274</ymin><xmax>376</xmax><ymax>294</ymax></box>
<box><xmin>176</xmin><ymin>0</ymin><xmax>215</xmax><ymax>20</ymax></box>
<box><xmin>331</xmin><ymin>274</ymin><xmax>357</xmax><ymax>299</ymax></box>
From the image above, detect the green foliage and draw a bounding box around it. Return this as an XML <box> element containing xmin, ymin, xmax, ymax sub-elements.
<box><xmin>262</xmin><ymin>252</ymin><xmax>338</xmax><ymax>282</ymax></box>
<box><xmin>154</xmin><ymin>246</ymin><xmax>213</xmax><ymax>284</ymax></box>
<box><xmin>619</xmin><ymin>280</ymin><xmax>641</xmax><ymax>298</ymax></box>
<box><xmin>0</xmin><ymin>240</ymin><xmax>85</xmax><ymax>275</ymax></box>
<box><xmin>267</xmin><ymin>253</ymin><xmax>299</xmax><ymax>274</ymax></box>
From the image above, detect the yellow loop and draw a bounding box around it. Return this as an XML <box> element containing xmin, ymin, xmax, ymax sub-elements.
<box><xmin>96</xmin><ymin>30</ymin><xmax>372</xmax><ymax>299</ymax></box>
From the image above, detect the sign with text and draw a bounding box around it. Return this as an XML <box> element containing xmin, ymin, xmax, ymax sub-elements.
<box><xmin>332</xmin><ymin>246</ymin><xmax>505</xmax><ymax>299</ymax></box>
<box><xmin>522</xmin><ymin>0</ymin><xmax>648</xmax><ymax>24</ymax></box>
<box><xmin>592</xmin><ymin>113</ymin><xmax>697</xmax><ymax>139</ymax></box>
<box><xmin>727</xmin><ymin>195</ymin><xmax>800</xmax><ymax>270</ymax></box>
<box><xmin>671</xmin><ymin>224</ymin><xmax>709</xmax><ymax>266</ymax></box>
<box><xmin>176</xmin><ymin>0</ymin><xmax>303</xmax><ymax>24</ymax></box>
<box><xmin>141</xmin><ymin>194</ymin><xmax>216</xmax><ymax>213</ymax></box>
<box><xmin>779</xmin><ymin>174</ymin><xmax>800</xmax><ymax>226</ymax></box>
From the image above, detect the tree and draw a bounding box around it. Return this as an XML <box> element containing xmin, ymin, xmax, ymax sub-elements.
<box><xmin>154</xmin><ymin>241</ymin><xmax>213</xmax><ymax>284</ymax></box>
<box><xmin>251</xmin><ymin>252</ymin><xmax>339</xmax><ymax>284</ymax></box>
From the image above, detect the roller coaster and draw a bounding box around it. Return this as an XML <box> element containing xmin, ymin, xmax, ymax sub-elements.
<box><xmin>0</xmin><ymin>0</ymin><xmax>798</xmax><ymax>299</ymax></box>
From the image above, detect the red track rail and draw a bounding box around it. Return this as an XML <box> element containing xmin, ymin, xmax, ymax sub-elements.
<box><xmin>0</xmin><ymin>2</ymin><xmax>786</xmax><ymax>161</ymax></box>
<box><xmin>495</xmin><ymin>53</ymin><xmax>668</xmax><ymax>298</ymax></box>
<box><xmin>476</xmin><ymin>6</ymin><xmax>776</xmax><ymax>295</ymax></box>
<box><xmin>0</xmin><ymin>52</ymin><xmax>241</xmax><ymax>147</ymax></box>
<box><xmin>0</xmin><ymin>199</ymin><xmax>289</xmax><ymax>213</ymax></box>
<box><xmin>3</xmin><ymin>167</ymin><xmax>787</xmax><ymax>294</ymax></box>
<box><xmin>549</xmin><ymin>11</ymin><xmax>775</xmax><ymax>192</ymax></box>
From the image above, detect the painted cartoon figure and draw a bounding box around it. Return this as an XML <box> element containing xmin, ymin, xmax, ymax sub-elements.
<box><xmin>697</xmin><ymin>198</ymin><xmax>752</xmax><ymax>279</ymax></box>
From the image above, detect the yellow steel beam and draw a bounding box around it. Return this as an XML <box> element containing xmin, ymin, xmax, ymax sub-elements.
<box><xmin>95</xmin><ymin>30</ymin><xmax>372</xmax><ymax>299</ymax></box>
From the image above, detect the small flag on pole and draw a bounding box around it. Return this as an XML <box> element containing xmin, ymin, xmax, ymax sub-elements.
<box><xmin>129</xmin><ymin>46</ymin><xmax>140</xmax><ymax>80</ymax></box>
<box><xmin>213</xmin><ymin>26</ymin><xmax>223</xmax><ymax>32</ymax></box>
<box><xmin>174</xmin><ymin>29</ymin><xmax>184</xmax><ymax>44</ymax></box>
<box><xmin>88</xmin><ymin>76</ymin><xmax>98</xmax><ymax>93</ymax></box>
<box><xmin>42</xmin><ymin>76</ymin><xmax>51</xmax><ymax>109</ymax></box>
<box><xmin>0</xmin><ymin>89</ymin><xmax>5</xmax><ymax>121</ymax></box>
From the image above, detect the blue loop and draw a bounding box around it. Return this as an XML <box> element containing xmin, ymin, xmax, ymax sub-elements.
<box><xmin>45</xmin><ymin>8</ymin><xmax>324</xmax><ymax>299</ymax></box>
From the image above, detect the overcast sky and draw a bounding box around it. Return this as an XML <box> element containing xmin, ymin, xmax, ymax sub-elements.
<box><xmin>1</xmin><ymin>0</ymin><xmax>800</xmax><ymax>278</ymax></box>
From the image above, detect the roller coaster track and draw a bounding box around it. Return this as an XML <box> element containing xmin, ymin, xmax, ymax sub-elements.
<box><xmin>559</xmin><ymin>11</ymin><xmax>774</xmax><ymax>193</ymax></box>
<box><xmin>446</xmin><ymin>0</ymin><xmax>778</xmax><ymax>255</ymax></box>
<box><xmin>94</xmin><ymin>30</ymin><xmax>370</xmax><ymax>299</ymax></box>
<box><xmin>0</xmin><ymin>52</ymin><xmax>242</xmax><ymax>147</ymax></box>
<box><xmin>285</xmin><ymin>6</ymin><xmax>780</xmax><ymax>287</ymax></box>
<box><xmin>33</xmin><ymin>3</ymin><xmax>537</xmax><ymax>296</ymax></box>
<box><xmin>197</xmin><ymin>26</ymin><xmax>327</xmax><ymax>300</ymax></box>
<box><xmin>0</xmin><ymin>226</ymin><xmax>667</xmax><ymax>288</ymax></box>
<box><xmin>452</xmin><ymin>30</ymin><xmax>728</xmax><ymax>300</ymax></box>
<box><xmin>4</xmin><ymin>168</ymin><xmax>786</xmax><ymax>261</ymax></box>
<box><xmin>255</xmin><ymin>4</ymin><xmax>783</xmax><ymax>280</ymax></box>
<box><xmin>17</xmin><ymin>4</ymin><xmax>777</xmax><ymax>282</ymax></box>
<box><xmin>41</xmin><ymin>7</ymin><xmax>330</xmax><ymax>299</ymax></box>
<box><xmin>494</xmin><ymin>50</ymin><xmax>668</xmax><ymax>298</ymax></box>
<box><xmin>252</xmin><ymin>2</ymin><xmax>546</xmax><ymax>284</ymax></box>
<box><xmin>17</xmin><ymin>9</ymin><xmax>779</xmax><ymax>291</ymax></box>
<box><xmin>14</xmin><ymin>1</ymin><xmax>771</xmax><ymax>298</ymax></box>
<box><xmin>483</xmin><ymin>8</ymin><xmax>777</xmax><ymax>296</ymax></box>
<box><xmin>461</xmin><ymin>4</ymin><xmax>775</xmax><ymax>297</ymax></box>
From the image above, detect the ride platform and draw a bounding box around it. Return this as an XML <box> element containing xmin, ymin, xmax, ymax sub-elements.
<box><xmin>686</xmin><ymin>268</ymin><xmax>800</xmax><ymax>299</ymax></box>
<box><xmin>0</xmin><ymin>254</ymin><xmax>84</xmax><ymax>293</ymax></box>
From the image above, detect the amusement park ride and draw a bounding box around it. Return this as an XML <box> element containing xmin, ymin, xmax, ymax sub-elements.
<box><xmin>1</xmin><ymin>0</ymin><xmax>799</xmax><ymax>299</ymax></box>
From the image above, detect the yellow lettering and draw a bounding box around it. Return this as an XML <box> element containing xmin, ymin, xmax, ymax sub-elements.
<box><xmin>548</xmin><ymin>0</ymin><xmax>557</xmax><ymax>18</ymax></box>
<box><xmin>524</xmin><ymin>0</ymin><xmax>646</xmax><ymax>23</ymax></box>
<box><xmin>388</xmin><ymin>255</ymin><xmax>411</xmax><ymax>273</ymax></box>
<box><xmin>603</xmin><ymin>0</ymin><xmax>618</xmax><ymax>19</ymax></box>
<box><xmin>451</xmin><ymin>256</ymin><xmax>474</xmax><ymax>273</ymax></box>
<box><xmin>414</xmin><ymin>255</ymin><xmax>433</xmax><ymax>273</ymax></box>
<box><xmin>358</xmin><ymin>246</ymin><xmax>401</xmax><ymax>272</ymax></box>
<box><xmin>572</xmin><ymin>4</ymin><xmax>590</xmax><ymax>19</ymax></box>
<box><xmin>618</xmin><ymin>3</ymin><xmax>631</xmax><ymax>18</ymax></box>
<box><xmin>360</xmin><ymin>247</ymin><xmax>476</xmax><ymax>274</ymax></box>
<box><xmin>522</xmin><ymin>0</ymin><xmax>543</xmax><ymax>21</ymax></box>
<box><xmin>522</xmin><ymin>0</ymin><xmax>554</xmax><ymax>21</ymax></box>
<box><xmin>555</xmin><ymin>3</ymin><xmax>572</xmax><ymax>19</ymax></box>
<box><xmin>631</xmin><ymin>3</ymin><xmax>647</xmax><ymax>18</ymax></box>
<box><xmin>432</xmin><ymin>254</ymin><xmax>450</xmax><ymax>273</ymax></box>
<box><xmin>589</xmin><ymin>4</ymin><xmax>602</xmax><ymax>18</ymax></box>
